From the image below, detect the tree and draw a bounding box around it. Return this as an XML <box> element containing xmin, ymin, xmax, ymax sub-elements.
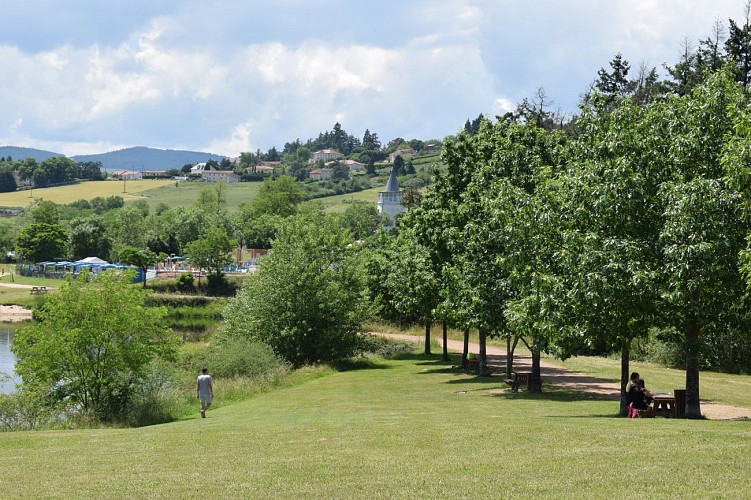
<box><xmin>12</xmin><ymin>270</ymin><xmax>178</xmax><ymax>421</ymax></box>
<box><xmin>0</xmin><ymin>164</ymin><xmax>17</xmax><ymax>193</ymax></box>
<box><xmin>16</xmin><ymin>223</ymin><xmax>68</xmax><ymax>262</ymax></box>
<box><xmin>30</xmin><ymin>200</ymin><xmax>61</xmax><ymax>224</ymax></box>
<box><xmin>338</xmin><ymin>202</ymin><xmax>383</xmax><ymax>241</ymax></box>
<box><xmin>183</xmin><ymin>226</ymin><xmax>235</xmax><ymax>288</ymax></box>
<box><xmin>392</xmin><ymin>155</ymin><xmax>405</xmax><ymax>175</ymax></box>
<box><xmin>241</xmin><ymin>176</ymin><xmax>306</xmax><ymax>218</ymax></box>
<box><xmin>68</xmin><ymin>216</ymin><xmax>112</xmax><ymax>261</ymax></box>
<box><xmin>222</xmin><ymin>213</ymin><xmax>370</xmax><ymax>366</ymax></box>
<box><xmin>118</xmin><ymin>246</ymin><xmax>159</xmax><ymax>287</ymax></box>
<box><xmin>382</xmin><ymin>229</ymin><xmax>441</xmax><ymax>355</ymax></box>
<box><xmin>725</xmin><ymin>3</ymin><xmax>751</xmax><ymax>87</ymax></box>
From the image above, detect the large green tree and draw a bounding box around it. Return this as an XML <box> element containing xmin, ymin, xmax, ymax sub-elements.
<box><xmin>16</xmin><ymin>223</ymin><xmax>67</xmax><ymax>262</ymax></box>
<box><xmin>68</xmin><ymin>216</ymin><xmax>111</xmax><ymax>261</ymax></box>
<box><xmin>13</xmin><ymin>270</ymin><xmax>178</xmax><ymax>421</ymax></box>
<box><xmin>222</xmin><ymin>213</ymin><xmax>370</xmax><ymax>366</ymax></box>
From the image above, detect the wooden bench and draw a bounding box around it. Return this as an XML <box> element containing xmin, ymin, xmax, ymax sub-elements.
<box><xmin>464</xmin><ymin>357</ymin><xmax>480</xmax><ymax>374</ymax></box>
<box><xmin>30</xmin><ymin>286</ymin><xmax>47</xmax><ymax>295</ymax></box>
<box><xmin>505</xmin><ymin>371</ymin><xmax>532</xmax><ymax>392</ymax></box>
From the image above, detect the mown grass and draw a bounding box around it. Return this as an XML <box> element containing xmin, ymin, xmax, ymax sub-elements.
<box><xmin>0</xmin><ymin>273</ymin><xmax>62</xmax><ymax>307</ymax></box>
<box><xmin>549</xmin><ymin>354</ymin><xmax>751</xmax><ymax>409</ymax></box>
<box><xmin>0</xmin><ymin>353</ymin><xmax>749</xmax><ymax>498</ymax></box>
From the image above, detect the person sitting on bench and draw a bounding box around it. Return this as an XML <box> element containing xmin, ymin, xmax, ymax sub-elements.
<box><xmin>626</xmin><ymin>372</ymin><xmax>653</xmax><ymax>418</ymax></box>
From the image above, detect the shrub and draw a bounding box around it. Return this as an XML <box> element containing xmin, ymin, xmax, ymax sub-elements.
<box><xmin>176</xmin><ymin>272</ymin><xmax>194</xmax><ymax>292</ymax></box>
<box><xmin>124</xmin><ymin>359</ymin><xmax>183</xmax><ymax>427</ymax></box>
<box><xmin>191</xmin><ymin>336</ymin><xmax>287</xmax><ymax>379</ymax></box>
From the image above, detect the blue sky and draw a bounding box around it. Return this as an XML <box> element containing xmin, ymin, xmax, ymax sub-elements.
<box><xmin>0</xmin><ymin>1</ymin><xmax>744</xmax><ymax>157</ymax></box>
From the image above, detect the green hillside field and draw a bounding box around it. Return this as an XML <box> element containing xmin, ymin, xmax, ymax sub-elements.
<box><xmin>1</xmin><ymin>351</ymin><xmax>749</xmax><ymax>498</ymax></box>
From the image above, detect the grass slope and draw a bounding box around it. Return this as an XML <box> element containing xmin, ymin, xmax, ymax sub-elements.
<box><xmin>0</xmin><ymin>180</ymin><xmax>175</xmax><ymax>207</ymax></box>
<box><xmin>1</xmin><ymin>354</ymin><xmax>749</xmax><ymax>498</ymax></box>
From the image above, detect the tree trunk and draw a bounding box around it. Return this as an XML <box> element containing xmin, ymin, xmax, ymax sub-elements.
<box><xmin>530</xmin><ymin>345</ymin><xmax>542</xmax><ymax>393</ymax></box>
<box><xmin>506</xmin><ymin>336</ymin><xmax>519</xmax><ymax>379</ymax></box>
<box><xmin>442</xmin><ymin>321</ymin><xmax>449</xmax><ymax>361</ymax></box>
<box><xmin>424</xmin><ymin>319</ymin><xmax>431</xmax><ymax>355</ymax></box>
<box><xmin>685</xmin><ymin>325</ymin><xmax>702</xmax><ymax>417</ymax></box>
<box><xmin>620</xmin><ymin>343</ymin><xmax>630</xmax><ymax>416</ymax></box>
<box><xmin>462</xmin><ymin>328</ymin><xmax>469</xmax><ymax>369</ymax></box>
<box><xmin>478</xmin><ymin>328</ymin><xmax>488</xmax><ymax>375</ymax></box>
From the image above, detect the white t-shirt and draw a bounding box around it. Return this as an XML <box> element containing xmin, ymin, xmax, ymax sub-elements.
<box><xmin>197</xmin><ymin>374</ymin><xmax>213</xmax><ymax>397</ymax></box>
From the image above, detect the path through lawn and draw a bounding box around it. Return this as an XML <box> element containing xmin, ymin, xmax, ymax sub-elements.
<box><xmin>376</xmin><ymin>332</ymin><xmax>751</xmax><ymax>420</ymax></box>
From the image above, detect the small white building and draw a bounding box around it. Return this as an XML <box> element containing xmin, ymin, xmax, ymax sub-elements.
<box><xmin>113</xmin><ymin>170</ymin><xmax>143</xmax><ymax>180</ymax></box>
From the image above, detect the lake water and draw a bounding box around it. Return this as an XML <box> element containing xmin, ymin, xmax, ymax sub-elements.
<box><xmin>0</xmin><ymin>327</ymin><xmax>18</xmax><ymax>393</ymax></box>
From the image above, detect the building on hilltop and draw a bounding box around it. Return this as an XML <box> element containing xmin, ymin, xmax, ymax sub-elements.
<box><xmin>202</xmin><ymin>170</ymin><xmax>240</xmax><ymax>183</ymax></box>
<box><xmin>310</xmin><ymin>149</ymin><xmax>341</xmax><ymax>163</ymax></box>
<box><xmin>377</xmin><ymin>168</ymin><xmax>406</xmax><ymax>223</ymax></box>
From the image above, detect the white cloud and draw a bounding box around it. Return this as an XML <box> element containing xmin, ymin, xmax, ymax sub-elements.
<box><xmin>0</xmin><ymin>1</ymin><xmax>747</xmax><ymax>156</ymax></box>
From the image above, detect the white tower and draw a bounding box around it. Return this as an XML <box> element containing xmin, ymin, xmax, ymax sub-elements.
<box><xmin>377</xmin><ymin>168</ymin><xmax>406</xmax><ymax>222</ymax></box>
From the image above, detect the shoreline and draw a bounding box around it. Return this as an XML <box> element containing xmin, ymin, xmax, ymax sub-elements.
<box><xmin>0</xmin><ymin>305</ymin><xmax>33</xmax><ymax>322</ymax></box>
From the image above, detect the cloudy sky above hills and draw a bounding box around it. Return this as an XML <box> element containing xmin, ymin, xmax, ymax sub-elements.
<box><xmin>0</xmin><ymin>1</ymin><xmax>744</xmax><ymax>157</ymax></box>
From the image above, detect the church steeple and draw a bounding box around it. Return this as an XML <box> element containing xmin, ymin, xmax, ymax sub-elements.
<box><xmin>384</xmin><ymin>167</ymin><xmax>400</xmax><ymax>193</ymax></box>
<box><xmin>377</xmin><ymin>168</ymin><xmax>406</xmax><ymax>222</ymax></box>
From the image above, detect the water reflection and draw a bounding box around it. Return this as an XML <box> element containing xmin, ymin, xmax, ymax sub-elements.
<box><xmin>0</xmin><ymin>325</ymin><xmax>19</xmax><ymax>394</ymax></box>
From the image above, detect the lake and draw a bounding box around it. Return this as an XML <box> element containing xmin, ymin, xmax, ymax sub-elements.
<box><xmin>0</xmin><ymin>326</ymin><xmax>18</xmax><ymax>393</ymax></box>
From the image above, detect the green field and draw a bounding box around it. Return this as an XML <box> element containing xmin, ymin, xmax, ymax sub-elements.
<box><xmin>310</xmin><ymin>186</ymin><xmax>382</xmax><ymax>213</ymax></box>
<box><xmin>1</xmin><ymin>351</ymin><xmax>749</xmax><ymax>498</ymax></box>
<box><xmin>0</xmin><ymin>180</ymin><xmax>175</xmax><ymax>208</ymax></box>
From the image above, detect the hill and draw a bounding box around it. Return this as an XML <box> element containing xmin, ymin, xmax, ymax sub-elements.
<box><xmin>0</xmin><ymin>146</ymin><xmax>64</xmax><ymax>162</ymax></box>
<box><xmin>71</xmin><ymin>146</ymin><xmax>226</xmax><ymax>171</ymax></box>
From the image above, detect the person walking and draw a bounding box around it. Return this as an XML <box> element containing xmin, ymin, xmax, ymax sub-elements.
<box><xmin>197</xmin><ymin>367</ymin><xmax>214</xmax><ymax>418</ymax></box>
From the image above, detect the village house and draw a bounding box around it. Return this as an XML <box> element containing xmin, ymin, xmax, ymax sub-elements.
<box><xmin>309</xmin><ymin>168</ymin><xmax>334</xmax><ymax>180</ymax></box>
<box><xmin>310</xmin><ymin>149</ymin><xmax>341</xmax><ymax>163</ymax></box>
<box><xmin>112</xmin><ymin>170</ymin><xmax>143</xmax><ymax>180</ymax></box>
<box><xmin>334</xmin><ymin>159</ymin><xmax>366</xmax><ymax>171</ymax></box>
<box><xmin>202</xmin><ymin>170</ymin><xmax>240</xmax><ymax>183</ymax></box>
<box><xmin>142</xmin><ymin>170</ymin><xmax>167</xmax><ymax>179</ymax></box>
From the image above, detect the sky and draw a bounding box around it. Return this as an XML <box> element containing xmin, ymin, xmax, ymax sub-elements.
<box><xmin>0</xmin><ymin>1</ymin><xmax>745</xmax><ymax>158</ymax></box>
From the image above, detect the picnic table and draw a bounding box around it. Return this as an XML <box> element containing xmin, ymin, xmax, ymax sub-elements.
<box><xmin>30</xmin><ymin>286</ymin><xmax>47</xmax><ymax>295</ymax></box>
<box><xmin>652</xmin><ymin>394</ymin><xmax>676</xmax><ymax>417</ymax></box>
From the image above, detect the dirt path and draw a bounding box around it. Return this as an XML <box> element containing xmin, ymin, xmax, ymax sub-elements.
<box><xmin>376</xmin><ymin>332</ymin><xmax>751</xmax><ymax>421</ymax></box>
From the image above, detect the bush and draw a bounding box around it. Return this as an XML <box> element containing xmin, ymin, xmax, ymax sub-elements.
<box><xmin>176</xmin><ymin>272</ymin><xmax>194</xmax><ymax>292</ymax></box>
<box><xmin>124</xmin><ymin>359</ymin><xmax>183</xmax><ymax>427</ymax></box>
<box><xmin>191</xmin><ymin>336</ymin><xmax>287</xmax><ymax>379</ymax></box>
<box><xmin>640</xmin><ymin>339</ymin><xmax>685</xmax><ymax>369</ymax></box>
<box><xmin>0</xmin><ymin>383</ymin><xmax>74</xmax><ymax>431</ymax></box>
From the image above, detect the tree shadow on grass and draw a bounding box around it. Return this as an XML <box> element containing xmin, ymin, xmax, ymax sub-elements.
<box><xmin>332</xmin><ymin>357</ymin><xmax>392</xmax><ymax>372</ymax></box>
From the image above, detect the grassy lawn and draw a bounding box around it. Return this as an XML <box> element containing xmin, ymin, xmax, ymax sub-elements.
<box><xmin>1</xmin><ymin>353</ymin><xmax>749</xmax><ymax>498</ymax></box>
<box><xmin>0</xmin><ymin>273</ymin><xmax>62</xmax><ymax>306</ymax></box>
<box><xmin>548</xmin><ymin>354</ymin><xmax>751</xmax><ymax>409</ymax></box>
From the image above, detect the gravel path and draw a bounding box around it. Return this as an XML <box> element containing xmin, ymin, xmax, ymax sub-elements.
<box><xmin>375</xmin><ymin>332</ymin><xmax>751</xmax><ymax>421</ymax></box>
